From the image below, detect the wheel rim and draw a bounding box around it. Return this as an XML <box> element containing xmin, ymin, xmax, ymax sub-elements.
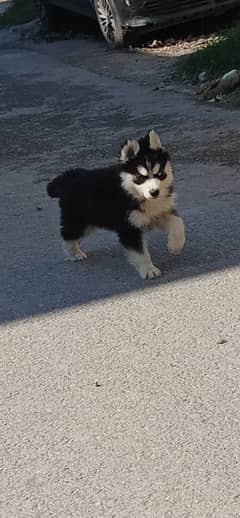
<box><xmin>95</xmin><ymin>0</ymin><xmax>117</xmax><ymax>44</ymax></box>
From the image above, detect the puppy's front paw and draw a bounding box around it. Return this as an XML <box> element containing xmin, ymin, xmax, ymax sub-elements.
<box><xmin>139</xmin><ymin>264</ymin><xmax>161</xmax><ymax>280</ymax></box>
<box><xmin>68</xmin><ymin>250</ymin><xmax>88</xmax><ymax>262</ymax></box>
<box><xmin>63</xmin><ymin>240</ymin><xmax>88</xmax><ymax>262</ymax></box>
<box><xmin>168</xmin><ymin>218</ymin><xmax>185</xmax><ymax>255</ymax></box>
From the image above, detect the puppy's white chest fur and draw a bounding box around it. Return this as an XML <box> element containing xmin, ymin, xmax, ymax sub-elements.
<box><xmin>129</xmin><ymin>195</ymin><xmax>173</xmax><ymax>229</ymax></box>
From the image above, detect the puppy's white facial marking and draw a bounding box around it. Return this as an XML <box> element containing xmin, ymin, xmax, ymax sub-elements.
<box><xmin>63</xmin><ymin>240</ymin><xmax>88</xmax><ymax>261</ymax></box>
<box><xmin>152</xmin><ymin>163</ymin><xmax>160</xmax><ymax>175</ymax></box>
<box><xmin>137</xmin><ymin>165</ymin><xmax>148</xmax><ymax>176</ymax></box>
<box><xmin>121</xmin><ymin>154</ymin><xmax>174</xmax><ymax>211</ymax></box>
<box><xmin>120</xmin><ymin>139</ymin><xmax>140</xmax><ymax>162</ymax></box>
<box><xmin>149</xmin><ymin>130</ymin><xmax>162</xmax><ymax>150</ymax></box>
<box><xmin>120</xmin><ymin>171</ymin><xmax>143</xmax><ymax>201</ymax></box>
<box><xmin>137</xmin><ymin>178</ymin><xmax>161</xmax><ymax>200</ymax></box>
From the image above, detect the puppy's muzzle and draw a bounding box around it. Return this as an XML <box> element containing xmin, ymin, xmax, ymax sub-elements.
<box><xmin>150</xmin><ymin>188</ymin><xmax>160</xmax><ymax>199</ymax></box>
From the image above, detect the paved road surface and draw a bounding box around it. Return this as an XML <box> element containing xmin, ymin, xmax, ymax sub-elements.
<box><xmin>1</xmin><ymin>37</ymin><xmax>240</xmax><ymax>518</ymax></box>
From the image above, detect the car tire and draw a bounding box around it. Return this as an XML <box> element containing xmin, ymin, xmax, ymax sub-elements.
<box><xmin>94</xmin><ymin>0</ymin><xmax>128</xmax><ymax>48</ymax></box>
<box><xmin>35</xmin><ymin>0</ymin><xmax>64</xmax><ymax>31</ymax></box>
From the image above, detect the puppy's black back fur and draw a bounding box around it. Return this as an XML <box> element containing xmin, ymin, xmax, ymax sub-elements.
<box><xmin>47</xmin><ymin>166</ymin><xmax>139</xmax><ymax>242</ymax></box>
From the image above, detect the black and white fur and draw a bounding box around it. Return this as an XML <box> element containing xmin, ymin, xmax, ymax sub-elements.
<box><xmin>47</xmin><ymin>130</ymin><xmax>185</xmax><ymax>279</ymax></box>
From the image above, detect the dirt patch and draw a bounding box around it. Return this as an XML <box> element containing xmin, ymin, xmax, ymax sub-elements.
<box><xmin>137</xmin><ymin>33</ymin><xmax>217</xmax><ymax>58</ymax></box>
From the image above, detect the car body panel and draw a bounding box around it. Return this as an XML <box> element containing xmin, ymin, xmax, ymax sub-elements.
<box><xmin>47</xmin><ymin>0</ymin><xmax>240</xmax><ymax>30</ymax></box>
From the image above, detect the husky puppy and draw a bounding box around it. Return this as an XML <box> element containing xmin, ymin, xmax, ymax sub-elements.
<box><xmin>47</xmin><ymin>130</ymin><xmax>185</xmax><ymax>279</ymax></box>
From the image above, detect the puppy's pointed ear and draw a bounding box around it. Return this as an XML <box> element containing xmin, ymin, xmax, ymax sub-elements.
<box><xmin>120</xmin><ymin>139</ymin><xmax>140</xmax><ymax>162</ymax></box>
<box><xmin>149</xmin><ymin>129</ymin><xmax>162</xmax><ymax>150</ymax></box>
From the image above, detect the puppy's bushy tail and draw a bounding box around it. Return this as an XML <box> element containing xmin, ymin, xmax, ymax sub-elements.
<box><xmin>47</xmin><ymin>175</ymin><xmax>65</xmax><ymax>198</ymax></box>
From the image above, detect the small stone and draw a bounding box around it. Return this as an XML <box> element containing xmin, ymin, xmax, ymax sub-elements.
<box><xmin>217</xmin><ymin>338</ymin><xmax>227</xmax><ymax>345</ymax></box>
<box><xmin>95</xmin><ymin>381</ymin><xmax>102</xmax><ymax>387</ymax></box>
<box><xmin>199</xmin><ymin>72</ymin><xmax>208</xmax><ymax>83</ymax></box>
<box><xmin>218</xmin><ymin>69</ymin><xmax>240</xmax><ymax>94</ymax></box>
<box><xmin>149</xmin><ymin>39</ymin><xmax>159</xmax><ymax>48</ymax></box>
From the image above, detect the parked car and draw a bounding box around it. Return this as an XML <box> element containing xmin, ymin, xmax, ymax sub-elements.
<box><xmin>37</xmin><ymin>0</ymin><xmax>240</xmax><ymax>48</ymax></box>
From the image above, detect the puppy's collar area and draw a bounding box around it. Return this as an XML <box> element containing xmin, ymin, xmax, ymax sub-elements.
<box><xmin>140</xmin><ymin>198</ymin><xmax>161</xmax><ymax>212</ymax></box>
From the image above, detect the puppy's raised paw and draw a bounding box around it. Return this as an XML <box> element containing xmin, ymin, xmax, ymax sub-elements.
<box><xmin>167</xmin><ymin>218</ymin><xmax>185</xmax><ymax>255</ymax></box>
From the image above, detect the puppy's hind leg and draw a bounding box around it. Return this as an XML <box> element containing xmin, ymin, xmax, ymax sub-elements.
<box><xmin>59</xmin><ymin>197</ymin><xmax>91</xmax><ymax>261</ymax></box>
<box><xmin>119</xmin><ymin>228</ymin><xmax>161</xmax><ymax>280</ymax></box>
<box><xmin>61</xmin><ymin>221</ymin><xmax>89</xmax><ymax>262</ymax></box>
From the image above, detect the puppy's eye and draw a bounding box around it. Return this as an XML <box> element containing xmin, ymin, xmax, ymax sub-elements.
<box><xmin>158</xmin><ymin>171</ymin><xmax>167</xmax><ymax>180</ymax></box>
<box><xmin>135</xmin><ymin>173</ymin><xmax>146</xmax><ymax>185</ymax></box>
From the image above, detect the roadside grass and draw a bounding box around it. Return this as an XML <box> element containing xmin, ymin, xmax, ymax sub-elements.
<box><xmin>0</xmin><ymin>0</ymin><xmax>35</xmax><ymax>28</ymax></box>
<box><xmin>176</xmin><ymin>21</ymin><xmax>240</xmax><ymax>81</ymax></box>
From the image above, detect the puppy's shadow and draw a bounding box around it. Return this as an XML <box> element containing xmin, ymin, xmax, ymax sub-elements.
<box><xmin>1</xmin><ymin>200</ymin><xmax>239</xmax><ymax>324</ymax></box>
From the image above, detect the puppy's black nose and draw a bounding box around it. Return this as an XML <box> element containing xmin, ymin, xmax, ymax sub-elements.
<box><xmin>150</xmin><ymin>189</ymin><xmax>159</xmax><ymax>198</ymax></box>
